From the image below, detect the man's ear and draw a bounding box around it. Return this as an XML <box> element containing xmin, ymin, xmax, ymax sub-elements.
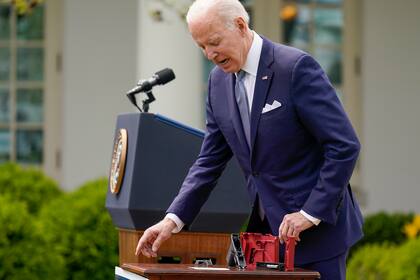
<box><xmin>234</xmin><ymin>17</ymin><xmax>248</xmax><ymax>35</ymax></box>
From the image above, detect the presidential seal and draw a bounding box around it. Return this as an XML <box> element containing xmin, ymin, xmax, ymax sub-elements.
<box><xmin>109</xmin><ymin>129</ymin><xmax>128</xmax><ymax>194</ymax></box>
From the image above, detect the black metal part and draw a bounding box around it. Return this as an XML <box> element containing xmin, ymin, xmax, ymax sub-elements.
<box><xmin>142</xmin><ymin>91</ymin><xmax>156</xmax><ymax>112</ymax></box>
<box><xmin>256</xmin><ymin>262</ymin><xmax>285</xmax><ymax>271</ymax></box>
<box><xmin>226</xmin><ymin>233</ymin><xmax>246</xmax><ymax>270</ymax></box>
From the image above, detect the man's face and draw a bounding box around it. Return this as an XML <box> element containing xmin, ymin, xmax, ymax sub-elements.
<box><xmin>188</xmin><ymin>14</ymin><xmax>249</xmax><ymax>73</ymax></box>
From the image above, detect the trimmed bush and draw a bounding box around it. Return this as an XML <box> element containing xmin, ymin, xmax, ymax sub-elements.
<box><xmin>0</xmin><ymin>162</ymin><xmax>62</xmax><ymax>213</ymax></box>
<box><xmin>350</xmin><ymin>211</ymin><xmax>414</xmax><ymax>256</ymax></box>
<box><xmin>388</xmin><ymin>237</ymin><xmax>420</xmax><ymax>280</ymax></box>
<box><xmin>348</xmin><ymin>238</ymin><xmax>420</xmax><ymax>280</ymax></box>
<box><xmin>38</xmin><ymin>178</ymin><xmax>118</xmax><ymax>280</ymax></box>
<box><xmin>0</xmin><ymin>195</ymin><xmax>65</xmax><ymax>280</ymax></box>
<box><xmin>347</xmin><ymin>243</ymin><xmax>395</xmax><ymax>280</ymax></box>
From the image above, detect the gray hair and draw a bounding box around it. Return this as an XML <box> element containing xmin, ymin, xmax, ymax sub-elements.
<box><xmin>186</xmin><ymin>0</ymin><xmax>250</xmax><ymax>30</ymax></box>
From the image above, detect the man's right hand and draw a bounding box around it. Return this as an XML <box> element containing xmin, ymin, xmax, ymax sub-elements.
<box><xmin>135</xmin><ymin>217</ymin><xmax>177</xmax><ymax>257</ymax></box>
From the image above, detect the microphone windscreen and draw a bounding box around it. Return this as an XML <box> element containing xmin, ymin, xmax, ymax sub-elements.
<box><xmin>155</xmin><ymin>68</ymin><xmax>175</xmax><ymax>85</ymax></box>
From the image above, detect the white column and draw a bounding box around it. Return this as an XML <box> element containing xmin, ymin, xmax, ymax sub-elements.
<box><xmin>362</xmin><ymin>0</ymin><xmax>420</xmax><ymax>213</ymax></box>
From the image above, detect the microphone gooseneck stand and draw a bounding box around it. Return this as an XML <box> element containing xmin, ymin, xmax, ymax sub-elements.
<box><xmin>126</xmin><ymin>90</ymin><xmax>156</xmax><ymax>113</ymax></box>
<box><xmin>142</xmin><ymin>91</ymin><xmax>155</xmax><ymax>113</ymax></box>
<box><xmin>125</xmin><ymin>68</ymin><xmax>175</xmax><ymax>112</ymax></box>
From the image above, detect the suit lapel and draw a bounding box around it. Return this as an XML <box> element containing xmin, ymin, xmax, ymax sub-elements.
<box><xmin>225</xmin><ymin>73</ymin><xmax>250</xmax><ymax>155</ymax></box>
<box><xmin>250</xmin><ymin>39</ymin><xmax>274</xmax><ymax>154</ymax></box>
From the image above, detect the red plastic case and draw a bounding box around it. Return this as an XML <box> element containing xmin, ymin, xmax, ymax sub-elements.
<box><xmin>240</xmin><ymin>232</ymin><xmax>279</xmax><ymax>269</ymax></box>
<box><xmin>284</xmin><ymin>237</ymin><xmax>296</xmax><ymax>271</ymax></box>
<box><xmin>240</xmin><ymin>233</ymin><xmax>296</xmax><ymax>271</ymax></box>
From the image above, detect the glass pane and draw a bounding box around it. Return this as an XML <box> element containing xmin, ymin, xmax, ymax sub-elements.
<box><xmin>17</xmin><ymin>48</ymin><xmax>44</xmax><ymax>81</ymax></box>
<box><xmin>314</xmin><ymin>8</ymin><xmax>342</xmax><ymax>45</ymax></box>
<box><xmin>0</xmin><ymin>129</ymin><xmax>10</xmax><ymax>162</ymax></box>
<box><xmin>0</xmin><ymin>5</ymin><xmax>11</xmax><ymax>39</ymax></box>
<box><xmin>239</xmin><ymin>0</ymin><xmax>254</xmax><ymax>6</ymax></box>
<box><xmin>0</xmin><ymin>88</ymin><xmax>9</xmax><ymax>122</ymax></box>
<box><xmin>16</xmin><ymin>129</ymin><xmax>43</xmax><ymax>164</ymax></box>
<box><xmin>17</xmin><ymin>5</ymin><xmax>44</xmax><ymax>40</ymax></box>
<box><xmin>0</xmin><ymin>47</ymin><xmax>10</xmax><ymax>81</ymax></box>
<box><xmin>315</xmin><ymin>0</ymin><xmax>342</xmax><ymax>5</ymax></box>
<box><xmin>314</xmin><ymin>48</ymin><xmax>342</xmax><ymax>85</ymax></box>
<box><xmin>282</xmin><ymin>4</ymin><xmax>310</xmax><ymax>50</ymax></box>
<box><xmin>16</xmin><ymin>88</ymin><xmax>43</xmax><ymax>123</ymax></box>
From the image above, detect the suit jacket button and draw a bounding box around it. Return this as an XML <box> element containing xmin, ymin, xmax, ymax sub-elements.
<box><xmin>252</xmin><ymin>172</ymin><xmax>259</xmax><ymax>177</ymax></box>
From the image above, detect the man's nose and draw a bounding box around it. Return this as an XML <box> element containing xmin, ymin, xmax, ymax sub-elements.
<box><xmin>204</xmin><ymin>47</ymin><xmax>217</xmax><ymax>60</ymax></box>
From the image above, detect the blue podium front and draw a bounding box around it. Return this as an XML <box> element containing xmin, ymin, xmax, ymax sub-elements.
<box><xmin>106</xmin><ymin>113</ymin><xmax>250</xmax><ymax>233</ymax></box>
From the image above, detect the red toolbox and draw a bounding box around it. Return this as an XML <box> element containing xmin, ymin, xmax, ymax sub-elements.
<box><xmin>240</xmin><ymin>233</ymin><xmax>279</xmax><ymax>269</ymax></box>
<box><xmin>240</xmin><ymin>232</ymin><xmax>296</xmax><ymax>271</ymax></box>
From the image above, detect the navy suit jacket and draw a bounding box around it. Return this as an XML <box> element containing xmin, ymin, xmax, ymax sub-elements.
<box><xmin>167</xmin><ymin>37</ymin><xmax>363</xmax><ymax>264</ymax></box>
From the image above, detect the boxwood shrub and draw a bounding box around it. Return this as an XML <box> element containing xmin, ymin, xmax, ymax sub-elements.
<box><xmin>38</xmin><ymin>178</ymin><xmax>118</xmax><ymax>280</ymax></box>
<box><xmin>0</xmin><ymin>162</ymin><xmax>62</xmax><ymax>214</ymax></box>
<box><xmin>350</xmin><ymin>211</ymin><xmax>414</xmax><ymax>257</ymax></box>
<box><xmin>0</xmin><ymin>195</ymin><xmax>65</xmax><ymax>280</ymax></box>
<box><xmin>348</xmin><ymin>237</ymin><xmax>420</xmax><ymax>280</ymax></box>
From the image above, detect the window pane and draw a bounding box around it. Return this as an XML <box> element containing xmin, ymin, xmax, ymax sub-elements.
<box><xmin>283</xmin><ymin>4</ymin><xmax>310</xmax><ymax>50</ymax></box>
<box><xmin>0</xmin><ymin>5</ymin><xmax>10</xmax><ymax>39</ymax></box>
<box><xmin>314</xmin><ymin>47</ymin><xmax>342</xmax><ymax>84</ymax></box>
<box><xmin>17</xmin><ymin>48</ymin><xmax>44</xmax><ymax>81</ymax></box>
<box><xmin>0</xmin><ymin>88</ymin><xmax>9</xmax><ymax>122</ymax></box>
<box><xmin>16</xmin><ymin>129</ymin><xmax>43</xmax><ymax>164</ymax></box>
<box><xmin>16</xmin><ymin>88</ymin><xmax>43</xmax><ymax>123</ymax></box>
<box><xmin>315</xmin><ymin>0</ymin><xmax>342</xmax><ymax>5</ymax></box>
<box><xmin>0</xmin><ymin>47</ymin><xmax>10</xmax><ymax>81</ymax></box>
<box><xmin>239</xmin><ymin>0</ymin><xmax>254</xmax><ymax>6</ymax></box>
<box><xmin>314</xmin><ymin>8</ymin><xmax>342</xmax><ymax>45</ymax></box>
<box><xmin>0</xmin><ymin>129</ymin><xmax>10</xmax><ymax>162</ymax></box>
<box><xmin>17</xmin><ymin>5</ymin><xmax>44</xmax><ymax>40</ymax></box>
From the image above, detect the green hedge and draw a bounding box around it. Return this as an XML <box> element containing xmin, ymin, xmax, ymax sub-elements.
<box><xmin>0</xmin><ymin>195</ymin><xmax>65</xmax><ymax>280</ymax></box>
<box><xmin>347</xmin><ymin>243</ymin><xmax>395</xmax><ymax>280</ymax></box>
<box><xmin>350</xmin><ymin>211</ymin><xmax>414</xmax><ymax>256</ymax></box>
<box><xmin>2</xmin><ymin>162</ymin><xmax>415</xmax><ymax>279</ymax></box>
<box><xmin>0</xmin><ymin>163</ymin><xmax>62</xmax><ymax>213</ymax></box>
<box><xmin>0</xmin><ymin>163</ymin><xmax>118</xmax><ymax>279</ymax></box>
<box><xmin>38</xmin><ymin>178</ymin><xmax>118</xmax><ymax>280</ymax></box>
<box><xmin>348</xmin><ymin>237</ymin><xmax>420</xmax><ymax>280</ymax></box>
<box><xmin>389</xmin><ymin>237</ymin><xmax>420</xmax><ymax>279</ymax></box>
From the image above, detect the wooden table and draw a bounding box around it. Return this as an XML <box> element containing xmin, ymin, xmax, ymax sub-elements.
<box><xmin>120</xmin><ymin>263</ymin><xmax>320</xmax><ymax>280</ymax></box>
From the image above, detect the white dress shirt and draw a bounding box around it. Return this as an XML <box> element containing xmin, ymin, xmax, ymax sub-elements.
<box><xmin>166</xmin><ymin>31</ymin><xmax>320</xmax><ymax>233</ymax></box>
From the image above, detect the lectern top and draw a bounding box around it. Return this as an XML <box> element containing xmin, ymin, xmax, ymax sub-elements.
<box><xmin>122</xmin><ymin>263</ymin><xmax>320</xmax><ymax>279</ymax></box>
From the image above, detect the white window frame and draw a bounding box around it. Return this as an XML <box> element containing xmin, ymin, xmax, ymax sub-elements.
<box><xmin>0</xmin><ymin>0</ymin><xmax>62</xmax><ymax>182</ymax></box>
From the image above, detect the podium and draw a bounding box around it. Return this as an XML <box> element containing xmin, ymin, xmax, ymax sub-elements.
<box><xmin>106</xmin><ymin>113</ymin><xmax>250</xmax><ymax>265</ymax></box>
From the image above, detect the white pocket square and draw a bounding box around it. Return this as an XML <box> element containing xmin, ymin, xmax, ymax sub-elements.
<box><xmin>262</xmin><ymin>100</ymin><xmax>282</xmax><ymax>114</ymax></box>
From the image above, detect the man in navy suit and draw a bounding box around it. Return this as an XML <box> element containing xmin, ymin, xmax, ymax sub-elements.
<box><xmin>136</xmin><ymin>0</ymin><xmax>363</xmax><ymax>278</ymax></box>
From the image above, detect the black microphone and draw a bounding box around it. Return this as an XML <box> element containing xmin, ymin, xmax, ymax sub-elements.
<box><xmin>127</xmin><ymin>68</ymin><xmax>175</xmax><ymax>95</ymax></box>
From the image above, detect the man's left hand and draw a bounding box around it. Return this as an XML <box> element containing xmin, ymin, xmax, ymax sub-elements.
<box><xmin>279</xmin><ymin>212</ymin><xmax>314</xmax><ymax>244</ymax></box>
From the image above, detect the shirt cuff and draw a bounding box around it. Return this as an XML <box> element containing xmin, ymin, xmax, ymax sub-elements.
<box><xmin>165</xmin><ymin>213</ymin><xmax>185</xmax><ymax>233</ymax></box>
<box><xmin>300</xmin><ymin>210</ymin><xmax>321</xmax><ymax>226</ymax></box>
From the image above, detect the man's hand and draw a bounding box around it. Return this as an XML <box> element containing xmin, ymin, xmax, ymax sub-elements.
<box><xmin>279</xmin><ymin>212</ymin><xmax>314</xmax><ymax>244</ymax></box>
<box><xmin>135</xmin><ymin>217</ymin><xmax>177</xmax><ymax>257</ymax></box>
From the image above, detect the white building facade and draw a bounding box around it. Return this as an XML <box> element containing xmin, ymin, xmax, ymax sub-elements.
<box><xmin>0</xmin><ymin>0</ymin><xmax>419</xmax><ymax>214</ymax></box>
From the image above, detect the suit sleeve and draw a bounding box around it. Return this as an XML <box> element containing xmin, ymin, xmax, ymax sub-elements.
<box><xmin>291</xmin><ymin>54</ymin><xmax>360</xmax><ymax>225</ymax></box>
<box><xmin>166</xmin><ymin>73</ymin><xmax>233</xmax><ymax>225</ymax></box>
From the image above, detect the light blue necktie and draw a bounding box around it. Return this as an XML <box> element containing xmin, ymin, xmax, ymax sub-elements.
<box><xmin>235</xmin><ymin>70</ymin><xmax>265</xmax><ymax>219</ymax></box>
<box><xmin>235</xmin><ymin>70</ymin><xmax>251</xmax><ymax>148</ymax></box>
